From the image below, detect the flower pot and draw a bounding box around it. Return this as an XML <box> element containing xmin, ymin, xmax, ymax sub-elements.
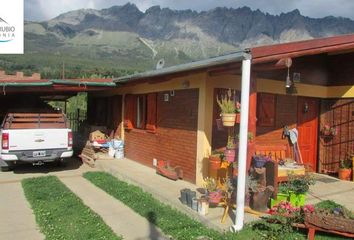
<box><xmin>221</xmin><ymin>113</ymin><xmax>236</xmax><ymax>127</ymax></box>
<box><xmin>252</xmin><ymin>155</ymin><xmax>267</xmax><ymax>168</ymax></box>
<box><xmin>289</xmin><ymin>192</ymin><xmax>306</xmax><ymax>207</ymax></box>
<box><xmin>338</xmin><ymin>168</ymin><xmax>352</xmax><ymax>181</ymax></box>
<box><xmin>180</xmin><ymin>188</ymin><xmax>189</xmax><ymax>205</ymax></box>
<box><xmin>209</xmin><ymin>155</ymin><xmax>221</xmax><ymax>170</ymax></box>
<box><xmin>207</xmin><ymin>191</ymin><xmax>222</xmax><ymax>206</ymax></box>
<box><xmin>235</xmin><ymin>113</ymin><xmax>241</xmax><ymax>124</ymax></box>
<box><xmin>224</xmin><ymin>149</ymin><xmax>236</xmax><ymax>163</ymax></box>
<box><xmin>251</xmin><ymin>189</ymin><xmax>274</xmax><ymax>212</ymax></box>
<box><xmin>186</xmin><ymin>190</ymin><xmax>196</xmax><ymax>208</ymax></box>
<box><xmin>270</xmin><ymin>193</ymin><xmax>289</xmax><ymax>208</ymax></box>
<box><xmin>198</xmin><ymin>198</ymin><xmax>209</xmax><ymax>216</ymax></box>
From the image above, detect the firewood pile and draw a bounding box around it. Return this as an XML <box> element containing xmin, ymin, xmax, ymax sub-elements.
<box><xmin>79</xmin><ymin>141</ymin><xmax>113</xmax><ymax>167</ymax></box>
<box><xmin>79</xmin><ymin>142</ymin><xmax>96</xmax><ymax>167</ymax></box>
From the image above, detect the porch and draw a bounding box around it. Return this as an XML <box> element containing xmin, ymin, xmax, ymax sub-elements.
<box><xmin>93</xmin><ymin>157</ymin><xmax>354</xmax><ymax>230</ymax></box>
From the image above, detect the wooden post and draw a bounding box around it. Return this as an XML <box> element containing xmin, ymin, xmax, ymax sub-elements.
<box><xmin>247</xmin><ymin>73</ymin><xmax>257</xmax><ymax>171</ymax></box>
<box><xmin>308</xmin><ymin>228</ymin><xmax>316</xmax><ymax>240</ymax></box>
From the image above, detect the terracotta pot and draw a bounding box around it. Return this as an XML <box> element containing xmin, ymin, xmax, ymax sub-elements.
<box><xmin>221</xmin><ymin>113</ymin><xmax>236</xmax><ymax>127</ymax></box>
<box><xmin>235</xmin><ymin>113</ymin><xmax>241</xmax><ymax>124</ymax></box>
<box><xmin>338</xmin><ymin>168</ymin><xmax>352</xmax><ymax>181</ymax></box>
<box><xmin>209</xmin><ymin>155</ymin><xmax>221</xmax><ymax>170</ymax></box>
<box><xmin>209</xmin><ymin>155</ymin><xmax>220</xmax><ymax>179</ymax></box>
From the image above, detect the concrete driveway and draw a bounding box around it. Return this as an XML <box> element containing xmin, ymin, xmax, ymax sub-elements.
<box><xmin>0</xmin><ymin>158</ymin><xmax>93</xmax><ymax>184</ymax></box>
<box><xmin>0</xmin><ymin>158</ymin><xmax>93</xmax><ymax>240</ymax></box>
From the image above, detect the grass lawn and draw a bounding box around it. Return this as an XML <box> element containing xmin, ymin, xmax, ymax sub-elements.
<box><xmin>84</xmin><ymin>171</ymin><xmax>351</xmax><ymax>240</ymax></box>
<box><xmin>22</xmin><ymin>176</ymin><xmax>121</xmax><ymax>240</ymax></box>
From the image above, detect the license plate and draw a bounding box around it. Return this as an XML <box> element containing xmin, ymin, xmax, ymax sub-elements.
<box><xmin>33</xmin><ymin>151</ymin><xmax>46</xmax><ymax>157</ymax></box>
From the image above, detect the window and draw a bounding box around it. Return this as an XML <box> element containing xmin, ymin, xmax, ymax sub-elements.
<box><xmin>136</xmin><ymin>95</ymin><xmax>147</xmax><ymax>129</ymax></box>
<box><xmin>257</xmin><ymin>93</ymin><xmax>276</xmax><ymax>127</ymax></box>
<box><xmin>124</xmin><ymin>93</ymin><xmax>157</xmax><ymax>132</ymax></box>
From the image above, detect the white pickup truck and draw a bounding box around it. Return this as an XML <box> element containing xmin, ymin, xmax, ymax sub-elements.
<box><xmin>0</xmin><ymin>111</ymin><xmax>73</xmax><ymax>171</ymax></box>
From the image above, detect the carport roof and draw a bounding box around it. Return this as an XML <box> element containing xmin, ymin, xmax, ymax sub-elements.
<box><xmin>0</xmin><ymin>77</ymin><xmax>116</xmax><ymax>93</ymax></box>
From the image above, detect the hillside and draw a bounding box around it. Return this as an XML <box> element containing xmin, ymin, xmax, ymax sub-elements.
<box><xmin>1</xmin><ymin>3</ymin><xmax>354</xmax><ymax>78</ymax></box>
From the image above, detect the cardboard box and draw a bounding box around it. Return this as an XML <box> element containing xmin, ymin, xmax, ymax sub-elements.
<box><xmin>89</xmin><ymin>130</ymin><xmax>106</xmax><ymax>142</ymax></box>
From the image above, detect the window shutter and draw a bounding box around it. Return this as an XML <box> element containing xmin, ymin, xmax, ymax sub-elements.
<box><xmin>124</xmin><ymin>94</ymin><xmax>136</xmax><ymax>129</ymax></box>
<box><xmin>257</xmin><ymin>93</ymin><xmax>276</xmax><ymax>127</ymax></box>
<box><xmin>146</xmin><ymin>93</ymin><xmax>157</xmax><ymax>133</ymax></box>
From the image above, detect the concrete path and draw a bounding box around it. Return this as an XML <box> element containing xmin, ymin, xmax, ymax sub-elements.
<box><xmin>307</xmin><ymin>174</ymin><xmax>354</xmax><ymax>210</ymax></box>
<box><xmin>96</xmin><ymin>159</ymin><xmax>259</xmax><ymax>232</ymax></box>
<box><xmin>0</xmin><ymin>182</ymin><xmax>44</xmax><ymax>240</ymax></box>
<box><xmin>61</xmin><ymin>176</ymin><xmax>169</xmax><ymax>240</ymax></box>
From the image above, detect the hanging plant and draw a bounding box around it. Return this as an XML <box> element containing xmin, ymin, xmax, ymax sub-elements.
<box><xmin>320</xmin><ymin>124</ymin><xmax>337</xmax><ymax>137</ymax></box>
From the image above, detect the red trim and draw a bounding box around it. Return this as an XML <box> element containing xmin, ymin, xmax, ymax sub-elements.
<box><xmin>252</xmin><ymin>34</ymin><xmax>354</xmax><ymax>63</ymax></box>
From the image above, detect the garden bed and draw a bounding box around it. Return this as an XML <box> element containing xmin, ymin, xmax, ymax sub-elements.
<box><xmin>22</xmin><ymin>176</ymin><xmax>121</xmax><ymax>240</ymax></box>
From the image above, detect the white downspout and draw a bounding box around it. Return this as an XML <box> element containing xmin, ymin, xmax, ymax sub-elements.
<box><xmin>231</xmin><ymin>57</ymin><xmax>251</xmax><ymax>232</ymax></box>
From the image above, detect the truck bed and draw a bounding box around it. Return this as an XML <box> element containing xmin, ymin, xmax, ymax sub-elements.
<box><xmin>2</xmin><ymin>113</ymin><xmax>68</xmax><ymax>129</ymax></box>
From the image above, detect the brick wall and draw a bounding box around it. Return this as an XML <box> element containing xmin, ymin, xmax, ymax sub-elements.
<box><xmin>125</xmin><ymin>89</ymin><xmax>199</xmax><ymax>183</ymax></box>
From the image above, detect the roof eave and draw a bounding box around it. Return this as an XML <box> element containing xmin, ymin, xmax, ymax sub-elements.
<box><xmin>114</xmin><ymin>51</ymin><xmax>251</xmax><ymax>83</ymax></box>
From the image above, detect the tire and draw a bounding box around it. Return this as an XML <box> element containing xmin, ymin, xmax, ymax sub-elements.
<box><xmin>0</xmin><ymin>160</ymin><xmax>13</xmax><ymax>171</ymax></box>
<box><xmin>1</xmin><ymin>165</ymin><xmax>13</xmax><ymax>172</ymax></box>
<box><xmin>55</xmin><ymin>159</ymin><xmax>67</xmax><ymax>167</ymax></box>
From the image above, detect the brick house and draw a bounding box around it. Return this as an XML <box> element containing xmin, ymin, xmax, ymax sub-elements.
<box><xmin>88</xmin><ymin>34</ymin><xmax>354</xmax><ymax>186</ymax></box>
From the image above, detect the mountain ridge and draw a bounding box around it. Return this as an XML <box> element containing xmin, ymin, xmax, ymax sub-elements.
<box><xmin>2</xmin><ymin>3</ymin><xmax>354</xmax><ymax>78</ymax></box>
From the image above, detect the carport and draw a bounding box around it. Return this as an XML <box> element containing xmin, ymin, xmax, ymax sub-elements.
<box><xmin>0</xmin><ymin>71</ymin><xmax>117</xmax><ymax>144</ymax></box>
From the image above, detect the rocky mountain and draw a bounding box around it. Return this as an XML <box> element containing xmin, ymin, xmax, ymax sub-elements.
<box><xmin>2</xmin><ymin>3</ymin><xmax>354</xmax><ymax>78</ymax></box>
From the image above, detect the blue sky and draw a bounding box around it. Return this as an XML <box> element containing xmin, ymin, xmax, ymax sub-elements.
<box><xmin>25</xmin><ymin>0</ymin><xmax>354</xmax><ymax>21</ymax></box>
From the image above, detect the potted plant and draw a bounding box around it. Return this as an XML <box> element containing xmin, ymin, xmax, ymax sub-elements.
<box><xmin>216</xmin><ymin>89</ymin><xmax>237</xmax><ymax>127</ymax></box>
<box><xmin>209</xmin><ymin>150</ymin><xmax>224</xmax><ymax>171</ymax></box>
<box><xmin>270</xmin><ymin>183</ymin><xmax>291</xmax><ymax>208</ymax></box>
<box><xmin>204</xmin><ymin>177</ymin><xmax>222</xmax><ymax>206</ymax></box>
<box><xmin>287</xmin><ymin>172</ymin><xmax>315</xmax><ymax>207</ymax></box>
<box><xmin>338</xmin><ymin>157</ymin><xmax>352</xmax><ymax>181</ymax></box>
<box><xmin>235</xmin><ymin>101</ymin><xmax>241</xmax><ymax>123</ymax></box>
<box><xmin>224</xmin><ymin>133</ymin><xmax>236</xmax><ymax>163</ymax></box>
<box><xmin>247</xmin><ymin>175</ymin><xmax>274</xmax><ymax>212</ymax></box>
<box><xmin>320</xmin><ymin>124</ymin><xmax>337</xmax><ymax>137</ymax></box>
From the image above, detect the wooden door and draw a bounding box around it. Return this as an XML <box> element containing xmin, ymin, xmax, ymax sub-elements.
<box><xmin>297</xmin><ymin>97</ymin><xmax>319</xmax><ymax>171</ymax></box>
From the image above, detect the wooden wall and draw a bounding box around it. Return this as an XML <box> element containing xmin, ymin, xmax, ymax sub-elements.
<box><xmin>211</xmin><ymin>88</ymin><xmax>240</xmax><ymax>149</ymax></box>
<box><xmin>256</xmin><ymin>94</ymin><xmax>297</xmax><ymax>147</ymax></box>
<box><xmin>319</xmin><ymin>99</ymin><xmax>354</xmax><ymax>173</ymax></box>
<box><xmin>328</xmin><ymin>52</ymin><xmax>354</xmax><ymax>86</ymax></box>
<box><xmin>87</xmin><ymin>95</ymin><xmax>122</xmax><ymax>137</ymax></box>
<box><xmin>211</xmin><ymin>90</ymin><xmax>296</xmax><ymax>149</ymax></box>
<box><xmin>256</xmin><ymin>52</ymin><xmax>354</xmax><ymax>86</ymax></box>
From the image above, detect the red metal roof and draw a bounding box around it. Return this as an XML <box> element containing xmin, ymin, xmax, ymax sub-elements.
<box><xmin>251</xmin><ymin>33</ymin><xmax>354</xmax><ymax>64</ymax></box>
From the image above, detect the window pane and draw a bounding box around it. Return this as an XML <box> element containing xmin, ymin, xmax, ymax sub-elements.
<box><xmin>136</xmin><ymin>95</ymin><xmax>147</xmax><ymax>129</ymax></box>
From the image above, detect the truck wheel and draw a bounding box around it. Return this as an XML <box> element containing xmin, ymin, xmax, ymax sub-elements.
<box><xmin>1</xmin><ymin>165</ymin><xmax>13</xmax><ymax>172</ymax></box>
<box><xmin>55</xmin><ymin>159</ymin><xmax>67</xmax><ymax>167</ymax></box>
<box><xmin>0</xmin><ymin>161</ymin><xmax>13</xmax><ymax>171</ymax></box>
